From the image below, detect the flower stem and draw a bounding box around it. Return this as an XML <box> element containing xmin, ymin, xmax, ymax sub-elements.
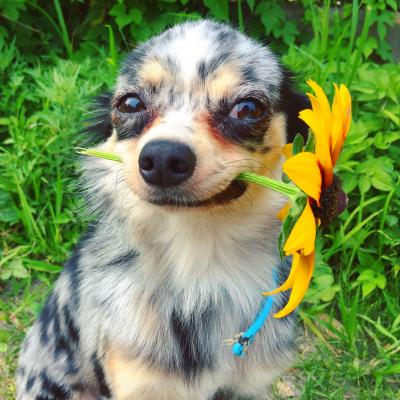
<box><xmin>76</xmin><ymin>150</ymin><xmax>301</xmax><ymax>200</ymax></box>
<box><xmin>76</xmin><ymin>148</ymin><xmax>122</xmax><ymax>162</ymax></box>
<box><xmin>236</xmin><ymin>172</ymin><xmax>300</xmax><ymax>200</ymax></box>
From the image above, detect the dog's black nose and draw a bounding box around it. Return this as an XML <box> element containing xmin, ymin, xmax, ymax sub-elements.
<box><xmin>138</xmin><ymin>140</ymin><xmax>196</xmax><ymax>188</ymax></box>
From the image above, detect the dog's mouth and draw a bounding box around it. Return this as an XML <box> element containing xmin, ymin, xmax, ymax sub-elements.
<box><xmin>147</xmin><ymin>180</ymin><xmax>247</xmax><ymax>208</ymax></box>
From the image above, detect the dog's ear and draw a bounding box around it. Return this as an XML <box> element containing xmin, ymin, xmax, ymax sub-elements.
<box><xmin>82</xmin><ymin>92</ymin><xmax>113</xmax><ymax>141</ymax></box>
<box><xmin>278</xmin><ymin>68</ymin><xmax>311</xmax><ymax>143</ymax></box>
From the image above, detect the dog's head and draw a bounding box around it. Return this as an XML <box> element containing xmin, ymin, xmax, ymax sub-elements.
<box><xmin>84</xmin><ymin>20</ymin><xmax>308</xmax><ymax>217</ymax></box>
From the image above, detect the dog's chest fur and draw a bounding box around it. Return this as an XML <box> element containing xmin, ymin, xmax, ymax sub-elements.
<box><xmin>72</xmin><ymin>201</ymin><xmax>293</xmax><ymax>390</ymax></box>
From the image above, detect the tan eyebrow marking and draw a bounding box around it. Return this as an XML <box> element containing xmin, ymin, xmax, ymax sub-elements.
<box><xmin>138</xmin><ymin>59</ymin><xmax>171</xmax><ymax>86</ymax></box>
<box><xmin>206</xmin><ymin>65</ymin><xmax>241</xmax><ymax>102</ymax></box>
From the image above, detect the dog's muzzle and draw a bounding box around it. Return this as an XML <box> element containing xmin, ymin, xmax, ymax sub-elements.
<box><xmin>138</xmin><ymin>140</ymin><xmax>247</xmax><ymax>208</ymax></box>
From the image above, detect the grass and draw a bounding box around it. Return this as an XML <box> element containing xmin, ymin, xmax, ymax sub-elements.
<box><xmin>1</xmin><ymin>1</ymin><xmax>399</xmax><ymax>399</ymax></box>
<box><xmin>272</xmin><ymin>323</ymin><xmax>400</xmax><ymax>400</ymax></box>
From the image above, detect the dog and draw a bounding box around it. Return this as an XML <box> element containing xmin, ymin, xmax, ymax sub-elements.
<box><xmin>17</xmin><ymin>20</ymin><xmax>310</xmax><ymax>400</ymax></box>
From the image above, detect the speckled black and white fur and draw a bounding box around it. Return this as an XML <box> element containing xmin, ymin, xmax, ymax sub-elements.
<box><xmin>17</xmin><ymin>20</ymin><xmax>310</xmax><ymax>400</ymax></box>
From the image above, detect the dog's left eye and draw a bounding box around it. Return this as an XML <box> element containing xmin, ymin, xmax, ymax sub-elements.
<box><xmin>229</xmin><ymin>99</ymin><xmax>264</xmax><ymax>120</ymax></box>
<box><xmin>117</xmin><ymin>95</ymin><xmax>146</xmax><ymax>113</ymax></box>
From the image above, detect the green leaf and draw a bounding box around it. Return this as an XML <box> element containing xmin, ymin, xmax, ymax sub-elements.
<box><xmin>256</xmin><ymin>1</ymin><xmax>284</xmax><ymax>36</ymax></box>
<box><xmin>292</xmin><ymin>133</ymin><xmax>304</xmax><ymax>155</ymax></box>
<box><xmin>304</xmin><ymin>132</ymin><xmax>315</xmax><ymax>152</ymax></box>
<box><xmin>0</xmin><ymin>270</ymin><xmax>12</xmax><ymax>280</ymax></box>
<box><xmin>203</xmin><ymin>0</ymin><xmax>229</xmax><ymax>22</ymax></box>
<box><xmin>386</xmin><ymin>0</ymin><xmax>398</xmax><ymax>10</ymax></box>
<box><xmin>0</xmin><ymin>117</ymin><xmax>10</xmax><ymax>125</ymax></box>
<box><xmin>109</xmin><ymin>4</ymin><xmax>142</xmax><ymax>29</ymax></box>
<box><xmin>374</xmin><ymin>364</ymin><xmax>400</xmax><ymax>377</ymax></box>
<box><xmin>294</xmin><ymin>193</ymin><xmax>307</xmax><ymax>212</ymax></box>
<box><xmin>0</xmin><ymin>206</ymin><xmax>19</xmax><ymax>223</ymax></box>
<box><xmin>319</xmin><ymin>285</ymin><xmax>340</xmax><ymax>302</ymax></box>
<box><xmin>382</xmin><ymin>109</ymin><xmax>400</xmax><ymax>126</ymax></box>
<box><xmin>119</xmin><ymin>10</ymin><xmax>142</xmax><ymax>28</ymax></box>
<box><xmin>278</xmin><ymin>213</ymin><xmax>294</xmax><ymax>259</ymax></box>
<box><xmin>357</xmin><ymin>250</ymin><xmax>376</xmax><ymax>267</ymax></box>
<box><xmin>10</xmin><ymin>259</ymin><xmax>30</xmax><ymax>279</ymax></box>
<box><xmin>373</xmin><ymin>131</ymin><xmax>400</xmax><ymax>149</ymax></box>
<box><xmin>281</xmin><ymin>173</ymin><xmax>290</xmax><ymax>184</ymax></box>
<box><xmin>128</xmin><ymin>9</ymin><xmax>142</xmax><ymax>25</ymax></box>
<box><xmin>392</xmin><ymin>315</ymin><xmax>400</xmax><ymax>330</ymax></box>
<box><xmin>277</xmin><ymin>196</ymin><xmax>306</xmax><ymax>259</ymax></box>
<box><xmin>362</xmin><ymin>36</ymin><xmax>377</xmax><ymax>58</ymax></box>
<box><xmin>24</xmin><ymin>259</ymin><xmax>62</xmax><ymax>273</ymax></box>
<box><xmin>1</xmin><ymin>0</ymin><xmax>25</xmax><ymax>21</ymax></box>
<box><xmin>130</xmin><ymin>12</ymin><xmax>174</xmax><ymax>42</ymax></box>
<box><xmin>246</xmin><ymin>0</ymin><xmax>255</xmax><ymax>12</ymax></box>
<box><xmin>109</xmin><ymin>4</ymin><xmax>125</xmax><ymax>17</ymax></box>
<box><xmin>370</xmin><ymin>169</ymin><xmax>393</xmax><ymax>191</ymax></box>
<box><xmin>0</xmin><ymin>190</ymin><xmax>19</xmax><ymax>222</ymax></box>
<box><xmin>375</xmin><ymin>274</ymin><xmax>386</xmax><ymax>289</ymax></box>
<box><xmin>341</xmin><ymin>171</ymin><xmax>358</xmax><ymax>194</ymax></box>
<box><xmin>361</xmin><ymin>281</ymin><xmax>376</xmax><ymax>297</ymax></box>
<box><xmin>358</xmin><ymin>175</ymin><xmax>371</xmax><ymax>194</ymax></box>
<box><xmin>282</xmin><ymin>20</ymin><xmax>299</xmax><ymax>45</ymax></box>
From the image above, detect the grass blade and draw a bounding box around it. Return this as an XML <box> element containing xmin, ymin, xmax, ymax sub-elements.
<box><xmin>53</xmin><ymin>0</ymin><xmax>73</xmax><ymax>58</ymax></box>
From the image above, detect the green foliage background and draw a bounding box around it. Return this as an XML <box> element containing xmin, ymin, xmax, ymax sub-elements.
<box><xmin>0</xmin><ymin>0</ymin><xmax>399</xmax><ymax>398</ymax></box>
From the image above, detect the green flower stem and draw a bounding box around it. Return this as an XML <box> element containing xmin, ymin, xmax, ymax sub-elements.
<box><xmin>236</xmin><ymin>172</ymin><xmax>300</xmax><ymax>200</ymax></box>
<box><xmin>75</xmin><ymin>149</ymin><xmax>302</xmax><ymax>201</ymax></box>
<box><xmin>76</xmin><ymin>148</ymin><xmax>122</xmax><ymax>162</ymax></box>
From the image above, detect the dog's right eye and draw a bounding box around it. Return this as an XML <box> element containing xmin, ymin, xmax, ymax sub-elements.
<box><xmin>117</xmin><ymin>95</ymin><xmax>146</xmax><ymax>113</ymax></box>
<box><xmin>228</xmin><ymin>99</ymin><xmax>264</xmax><ymax>121</ymax></box>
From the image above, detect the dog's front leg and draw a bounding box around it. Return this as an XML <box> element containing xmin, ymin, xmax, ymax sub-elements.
<box><xmin>104</xmin><ymin>346</ymin><xmax>190</xmax><ymax>400</ymax></box>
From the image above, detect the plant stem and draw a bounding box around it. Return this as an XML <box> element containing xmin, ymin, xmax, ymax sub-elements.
<box><xmin>53</xmin><ymin>0</ymin><xmax>73</xmax><ymax>58</ymax></box>
<box><xmin>347</xmin><ymin>5</ymin><xmax>372</xmax><ymax>86</ymax></box>
<box><xmin>236</xmin><ymin>172</ymin><xmax>300</xmax><ymax>200</ymax></box>
<box><xmin>237</xmin><ymin>0</ymin><xmax>244</xmax><ymax>32</ymax></box>
<box><xmin>76</xmin><ymin>148</ymin><xmax>122</xmax><ymax>162</ymax></box>
<box><xmin>105</xmin><ymin>24</ymin><xmax>117</xmax><ymax>76</ymax></box>
<box><xmin>75</xmin><ymin>150</ymin><xmax>301</xmax><ymax>201</ymax></box>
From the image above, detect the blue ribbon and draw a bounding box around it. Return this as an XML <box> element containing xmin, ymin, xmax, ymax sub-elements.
<box><xmin>232</xmin><ymin>270</ymin><xmax>278</xmax><ymax>357</ymax></box>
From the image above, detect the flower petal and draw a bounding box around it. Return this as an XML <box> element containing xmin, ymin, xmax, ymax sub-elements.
<box><xmin>301</xmin><ymin>80</ymin><xmax>338</xmax><ymax>186</ymax></box>
<box><xmin>340</xmin><ymin>84</ymin><xmax>352</xmax><ymax>135</ymax></box>
<box><xmin>331</xmin><ymin>84</ymin><xmax>343</xmax><ymax>165</ymax></box>
<box><xmin>283</xmin><ymin>199</ymin><xmax>316</xmax><ymax>256</ymax></box>
<box><xmin>306</xmin><ymin>80</ymin><xmax>333</xmax><ymax>148</ymax></box>
<box><xmin>262</xmin><ymin>253</ymin><xmax>301</xmax><ymax>296</ymax></box>
<box><xmin>306</xmin><ymin>80</ymin><xmax>332</xmax><ymax>127</ymax></box>
<box><xmin>299</xmin><ymin>109</ymin><xmax>333</xmax><ymax>186</ymax></box>
<box><xmin>273</xmin><ymin>252</ymin><xmax>315</xmax><ymax>318</ymax></box>
<box><xmin>306</xmin><ymin>93</ymin><xmax>320</xmax><ymax>113</ymax></box>
<box><xmin>282</xmin><ymin>143</ymin><xmax>293</xmax><ymax>159</ymax></box>
<box><xmin>331</xmin><ymin>84</ymin><xmax>352</xmax><ymax>166</ymax></box>
<box><xmin>283</xmin><ymin>152</ymin><xmax>322</xmax><ymax>203</ymax></box>
<box><xmin>277</xmin><ymin>202</ymin><xmax>290</xmax><ymax>221</ymax></box>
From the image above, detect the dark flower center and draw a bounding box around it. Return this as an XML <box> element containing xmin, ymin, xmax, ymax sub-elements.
<box><xmin>311</xmin><ymin>175</ymin><xmax>348</xmax><ymax>227</ymax></box>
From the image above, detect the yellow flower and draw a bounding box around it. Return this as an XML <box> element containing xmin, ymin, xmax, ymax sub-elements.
<box><xmin>265</xmin><ymin>80</ymin><xmax>351</xmax><ymax>318</ymax></box>
<box><xmin>298</xmin><ymin>80</ymin><xmax>352</xmax><ymax>186</ymax></box>
<box><xmin>263</xmin><ymin>252</ymin><xmax>315</xmax><ymax>316</ymax></box>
